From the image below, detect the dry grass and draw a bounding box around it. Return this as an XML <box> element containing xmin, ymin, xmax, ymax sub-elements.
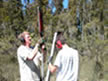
<box><xmin>0</xmin><ymin>53</ymin><xmax>108</xmax><ymax>81</ymax></box>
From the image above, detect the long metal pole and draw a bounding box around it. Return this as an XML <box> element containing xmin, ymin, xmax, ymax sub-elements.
<box><xmin>45</xmin><ymin>32</ymin><xmax>57</xmax><ymax>81</ymax></box>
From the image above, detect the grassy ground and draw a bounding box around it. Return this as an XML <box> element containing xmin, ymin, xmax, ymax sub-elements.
<box><xmin>0</xmin><ymin>54</ymin><xmax>108</xmax><ymax>81</ymax></box>
<box><xmin>104</xmin><ymin>54</ymin><xmax>108</xmax><ymax>81</ymax></box>
<box><xmin>0</xmin><ymin>54</ymin><xmax>19</xmax><ymax>81</ymax></box>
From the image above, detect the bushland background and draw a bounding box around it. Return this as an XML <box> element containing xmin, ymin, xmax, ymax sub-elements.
<box><xmin>0</xmin><ymin>0</ymin><xmax>108</xmax><ymax>81</ymax></box>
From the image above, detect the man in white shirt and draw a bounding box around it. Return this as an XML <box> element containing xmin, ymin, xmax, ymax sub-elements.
<box><xmin>48</xmin><ymin>32</ymin><xmax>79</xmax><ymax>81</ymax></box>
<box><xmin>17</xmin><ymin>31</ymin><xmax>45</xmax><ymax>81</ymax></box>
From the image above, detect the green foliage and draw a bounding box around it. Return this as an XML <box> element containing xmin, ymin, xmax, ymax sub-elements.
<box><xmin>0</xmin><ymin>0</ymin><xmax>107</xmax><ymax>81</ymax></box>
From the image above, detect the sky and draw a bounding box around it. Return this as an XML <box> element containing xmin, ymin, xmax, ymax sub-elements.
<box><xmin>62</xmin><ymin>0</ymin><xmax>69</xmax><ymax>9</ymax></box>
<box><xmin>49</xmin><ymin>0</ymin><xmax>69</xmax><ymax>14</ymax></box>
<box><xmin>21</xmin><ymin>0</ymin><xmax>69</xmax><ymax>14</ymax></box>
<box><xmin>21</xmin><ymin>0</ymin><xmax>34</xmax><ymax>10</ymax></box>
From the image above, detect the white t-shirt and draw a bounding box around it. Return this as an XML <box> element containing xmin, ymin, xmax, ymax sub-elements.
<box><xmin>54</xmin><ymin>44</ymin><xmax>79</xmax><ymax>81</ymax></box>
<box><xmin>17</xmin><ymin>45</ymin><xmax>42</xmax><ymax>81</ymax></box>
